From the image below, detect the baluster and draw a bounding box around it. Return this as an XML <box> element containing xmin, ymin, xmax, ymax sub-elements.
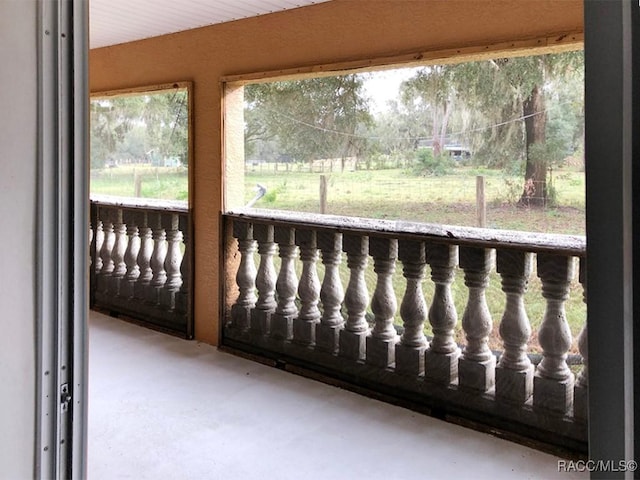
<box><xmin>146</xmin><ymin>212</ymin><xmax>168</xmax><ymax>306</ymax></box>
<box><xmin>315</xmin><ymin>231</ymin><xmax>344</xmax><ymax>354</ymax></box>
<box><xmin>89</xmin><ymin>210</ymin><xmax>100</xmax><ymax>308</ymax></box>
<box><xmin>495</xmin><ymin>250</ymin><xmax>534</xmax><ymax>404</ymax></box>
<box><xmin>270</xmin><ymin>227</ymin><xmax>298</xmax><ymax>340</ymax></box>
<box><xmin>339</xmin><ymin>234</ymin><xmax>370</xmax><ymax>361</ymax></box>
<box><xmin>533</xmin><ymin>253</ymin><xmax>575</xmax><ymax>414</ymax></box>
<box><xmin>119</xmin><ymin>210</ymin><xmax>141</xmax><ymax>299</ymax></box>
<box><xmin>89</xmin><ymin>221</ymin><xmax>94</xmax><ymax>270</ymax></box>
<box><xmin>366</xmin><ymin>237</ymin><xmax>398</xmax><ymax>368</ymax></box>
<box><xmin>134</xmin><ymin>212</ymin><xmax>153</xmax><ymax>301</ymax></box>
<box><xmin>424</xmin><ymin>244</ymin><xmax>460</xmax><ymax>385</ymax></box>
<box><xmin>293</xmin><ymin>229</ymin><xmax>321</xmax><ymax>346</ymax></box>
<box><xmin>574</xmin><ymin>257</ymin><xmax>588</xmax><ymax>420</ymax></box>
<box><xmin>175</xmin><ymin>213</ymin><xmax>190</xmax><ymax>316</ymax></box>
<box><xmin>94</xmin><ymin>218</ymin><xmax>104</xmax><ymax>274</ymax></box>
<box><xmin>395</xmin><ymin>239</ymin><xmax>428</xmax><ymax>376</ymax></box>
<box><xmin>97</xmin><ymin>207</ymin><xmax>115</xmax><ymax>297</ymax></box>
<box><xmin>109</xmin><ymin>208</ymin><xmax>128</xmax><ymax>295</ymax></box>
<box><xmin>251</xmin><ymin>224</ymin><xmax>277</xmax><ymax>336</ymax></box>
<box><xmin>230</xmin><ymin>221</ymin><xmax>256</xmax><ymax>332</ymax></box>
<box><xmin>458</xmin><ymin>247</ymin><xmax>496</xmax><ymax>392</ymax></box>
<box><xmin>159</xmin><ymin>213</ymin><xmax>183</xmax><ymax>310</ymax></box>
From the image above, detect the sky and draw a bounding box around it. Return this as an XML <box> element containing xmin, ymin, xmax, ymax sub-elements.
<box><xmin>361</xmin><ymin>66</ymin><xmax>421</xmax><ymax>114</ymax></box>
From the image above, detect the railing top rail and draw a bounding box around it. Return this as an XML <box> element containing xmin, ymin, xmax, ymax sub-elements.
<box><xmin>90</xmin><ymin>194</ymin><xmax>188</xmax><ymax>213</ymax></box>
<box><xmin>225</xmin><ymin>208</ymin><xmax>586</xmax><ymax>256</ymax></box>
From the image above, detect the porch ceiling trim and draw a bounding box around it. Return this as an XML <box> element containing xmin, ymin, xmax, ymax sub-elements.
<box><xmin>90</xmin><ymin>0</ymin><xmax>332</xmax><ymax>49</ymax></box>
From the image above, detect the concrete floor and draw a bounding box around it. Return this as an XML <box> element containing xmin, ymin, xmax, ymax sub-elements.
<box><xmin>88</xmin><ymin>310</ymin><xmax>587</xmax><ymax>480</ymax></box>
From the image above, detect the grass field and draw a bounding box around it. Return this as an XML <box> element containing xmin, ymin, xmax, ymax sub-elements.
<box><xmin>90</xmin><ymin>165</ymin><xmax>189</xmax><ymax>200</ymax></box>
<box><xmin>245</xmin><ymin>165</ymin><xmax>585</xmax><ymax>235</ymax></box>
<box><xmin>91</xmin><ymin>163</ymin><xmax>586</xmax><ymax>353</ymax></box>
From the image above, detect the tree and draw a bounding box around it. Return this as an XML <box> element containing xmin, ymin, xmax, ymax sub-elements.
<box><xmin>245</xmin><ymin>75</ymin><xmax>372</xmax><ymax>170</ymax></box>
<box><xmin>400</xmin><ymin>65</ymin><xmax>459</xmax><ymax>156</ymax></box>
<box><xmin>456</xmin><ymin>52</ymin><xmax>584</xmax><ymax>206</ymax></box>
<box><xmin>90</xmin><ymin>88</ymin><xmax>188</xmax><ymax>168</ymax></box>
<box><xmin>395</xmin><ymin>51</ymin><xmax>583</xmax><ymax>206</ymax></box>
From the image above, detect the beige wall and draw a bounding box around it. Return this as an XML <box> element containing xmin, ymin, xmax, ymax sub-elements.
<box><xmin>90</xmin><ymin>0</ymin><xmax>583</xmax><ymax>345</ymax></box>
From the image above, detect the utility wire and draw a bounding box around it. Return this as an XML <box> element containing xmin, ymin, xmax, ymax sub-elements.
<box><xmin>256</xmin><ymin>100</ymin><xmax>573</xmax><ymax>143</ymax></box>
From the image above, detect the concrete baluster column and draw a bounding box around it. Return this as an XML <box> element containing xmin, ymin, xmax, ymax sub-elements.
<box><xmin>109</xmin><ymin>208</ymin><xmax>128</xmax><ymax>297</ymax></box>
<box><xmin>230</xmin><ymin>221</ymin><xmax>256</xmax><ymax>332</ymax></box>
<box><xmin>160</xmin><ymin>213</ymin><xmax>183</xmax><ymax>310</ymax></box>
<box><xmin>574</xmin><ymin>257</ymin><xmax>588</xmax><ymax>420</ymax></box>
<box><xmin>134</xmin><ymin>212</ymin><xmax>153</xmax><ymax>301</ymax></box>
<box><xmin>175</xmin><ymin>213</ymin><xmax>190</xmax><ymax>316</ymax></box>
<box><xmin>89</xmin><ymin>221</ymin><xmax>94</xmax><ymax>270</ymax></box>
<box><xmin>293</xmin><ymin>229</ymin><xmax>321</xmax><ymax>346</ymax></box>
<box><xmin>458</xmin><ymin>247</ymin><xmax>496</xmax><ymax>392</ymax></box>
<box><xmin>533</xmin><ymin>253</ymin><xmax>575</xmax><ymax>414</ymax></box>
<box><xmin>251</xmin><ymin>224</ymin><xmax>277</xmax><ymax>336</ymax></box>
<box><xmin>315</xmin><ymin>231</ymin><xmax>344</xmax><ymax>354</ymax></box>
<box><xmin>395</xmin><ymin>239</ymin><xmax>429</xmax><ymax>376</ymax></box>
<box><xmin>97</xmin><ymin>207</ymin><xmax>115</xmax><ymax>296</ymax></box>
<box><xmin>424</xmin><ymin>243</ymin><xmax>460</xmax><ymax>385</ymax></box>
<box><xmin>270</xmin><ymin>227</ymin><xmax>298</xmax><ymax>340</ymax></box>
<box><xmin>119</xmin><ymin>210</ymin><xmax>141</xmax><ymax>299</ymax></box>
<box><xmin>339</xmin><ymin>234</ymin><xmax>370</xmax><ymax>361</ymax></box>
<box><xmin>495</xmin><ymin>250</ymin><xmax>534</xmax><ymax>404</ymax></box>
<box><xmin>146</xmin><ymin>212</ymin><xmax>168</xmax><ymax>306</ymax></box>
<box><xmin>366</xmin><ymin>237</ymin><xmax>398</xmax><ymax>368</ymax></box>
<box><xmin>94</xmin><ymin>218</ymin><xmax>104</xmax><ymax>274</ymax></box>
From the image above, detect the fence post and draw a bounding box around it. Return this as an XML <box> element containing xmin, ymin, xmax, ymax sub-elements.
<box><xmin>320</xmin><ymin>175</ymin><xmax>327</xmax><ymax>214</ymax></box>
<box><xmin>134</xmin><ymin>170</ymin><xmax>142</xmax><ymax>197</ymax></box>
<box><xmin>476</xmin><ymin>175</ymin><xmax>486</xmax><ymax>228</ymax></box>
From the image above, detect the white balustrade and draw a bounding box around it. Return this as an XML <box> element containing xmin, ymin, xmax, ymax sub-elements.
<box><xmin>315</xmin><ymin>231</ymin><xmax>344</xmax><ymax>354</ymax></box>
<box><xmin>574</xmin><ymin>257</ymin><xmax>588</xmax><ymax>420</ymax></box>
<box><xmin>270</xmin><ymin>227</ymin><xmax>298</xmax><ymax>340</ymax></box>
<box><xmin>175</xmin><ymin>213</ymin><xmax>190</xmax><ymax>316</ymax></box>
<box><xmin>134</xmin><ymin>212</ymin><xmax>153</xmax><ymax>300</ymax></box>
<box><xmin>293</xmin><ymin>229</ymin><xmax>321</xmax><ymax>346</ymax></box>
<box><xmin>120</xmin><ymin>210</ymin><xmax>141</xmax><ymax>299</ymax></box>
<box><xmin>222</xmin><ymin>211</ymin><xmax>590</xmax><ymax>449</ymax></box>
<box><xmin>97</xmin><ymin>209</ymin><xmax>115</xmax><ymax>295</ymax></box>
<box><xmin>533</xmin><ymin>253</ymin><xmax>575</xmax><ymax>414</ymax></box>
<box><xmin>109</xmin><ymin>208</ymin><xmax>128</xmax><ymax>297</ymax></box>
<box><xmin>251</xmin><ymin>223</ymin><xmax>277</xmax><ymax>336</ymax></box>
<box><xmin>458</xmin><ymin>247</ymin><xmax>496</xmax><ymax>392</ymax></box>
<box><xmin>366</xmin><ymin>237</ymin><xmax>398</xmax><ymax>368</ymax></box>
<box><xmin>230</xmin><ymin>221</ymin><xmax>257</xmax><ymax>332</ymax></box>
<box><xmin>146</xmin><ymin>212</ymin><xmax>168</xmax><ymax>306</ymax></box>
<box><xmin>495</xmin><ymin>250</ymin><xmax>534</xmax><ymax>404</ymax></box>
<box><xmin>424</xmin><ymin>243</ymin><xmax>461</xmax><ymax>385</ymax></box>
<box><xmin>395</xmin><ymin>239</ymin><xmax>428</xmax><ymax>376</ymax></box>
<box><xmin>90</xmin><ymin>197</ymin><xmax>191</xmax><ymax>337</ymax></box>
<box><xmin>339</xmin><ymin>234</ymin><xmax>370</xmax><ymax>361</ymax></box>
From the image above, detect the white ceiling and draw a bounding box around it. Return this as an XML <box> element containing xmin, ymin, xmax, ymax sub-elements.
<box><xmin>90</xmin><ymin>0</ymin><xmax>331</xmax><ymax>49</ymax></box>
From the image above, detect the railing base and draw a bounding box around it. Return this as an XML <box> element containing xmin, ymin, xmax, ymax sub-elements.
<box><xmin>223</xmin><ymin>325</ymin><xmax>587</xmax><ymax>457</ymax></box>
<box><xmin>221</xmin><ymin>330</ymin><xmax>588</xmax><ymax>458</ymax></box>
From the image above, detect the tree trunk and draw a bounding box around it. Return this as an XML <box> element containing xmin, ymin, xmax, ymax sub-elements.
<box><xmin>520</xmin><ymin>85</ymin><xmax>547</xmax><ymax>207</ymax></box>
<box><xmin>431</xmin><ymin>109</ymin><xmax>441</xmax><ymax>156</ymax></box>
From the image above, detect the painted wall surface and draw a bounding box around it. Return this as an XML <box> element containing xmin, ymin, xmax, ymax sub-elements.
<box><xmin>90</xmin><ymin>0</ymin><xmax>583</xmax><ymax>345</ymax></box>
<box><xmin>0</xmin><ymin>1</ymin><xmax>38</xmax><ymax>477</ymax></box>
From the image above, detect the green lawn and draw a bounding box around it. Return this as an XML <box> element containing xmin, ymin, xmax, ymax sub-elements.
<box><xmin>90</xmin><ymin>164</ymin><xmax>188</xmax><ymax>200</ymax></box>
<box><xmin>245</xmin><ymin>166</ymin><xmax>585</xmax><ymax>235</ymax></box>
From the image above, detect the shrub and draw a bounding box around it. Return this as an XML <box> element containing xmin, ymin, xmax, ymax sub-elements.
<box><xmin>412</xmin><ymin>148</ymin><xmax>454</xmax><ymax>176</ymax></box>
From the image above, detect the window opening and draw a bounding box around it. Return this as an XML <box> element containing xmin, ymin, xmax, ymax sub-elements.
<box><xmin>230</xmin><ymin>51</ymin><xmax>584</xmax><ymax>236</ymax></box>
<box><xmin>90</xmin><ymin>84</ymin><xmax>190</xmax><ymax>201</ymax></box>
